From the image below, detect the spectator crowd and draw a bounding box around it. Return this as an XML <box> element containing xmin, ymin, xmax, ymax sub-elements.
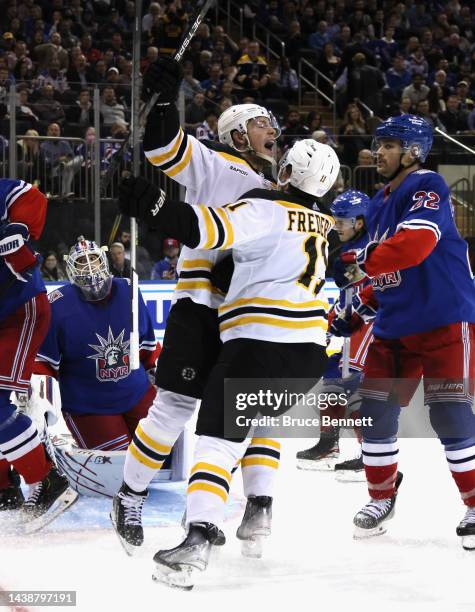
<box><xmin>1</xmin><ymin>0</ymin><xmax>475</xmax><ymax>271</ymax></box>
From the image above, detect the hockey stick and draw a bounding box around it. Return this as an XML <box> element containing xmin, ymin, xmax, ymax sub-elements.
<box><xmin>127</xmin><ymin>0</ymin><xmax>214</xmax><ymax>369</ymax></box>
<box><xmin>341</xmin><ymin>286</ymin><xmax>353</xmax><ymax>378</ymax></box>
<box><xmin>105</xmin><ymin>0</ymin><xmax>215</xmax><ymax>244</ymax></box>
<box><xmin>434</xmin><ymin>127</ymin><xmax>475</xmax><ymax>155</ymax></box>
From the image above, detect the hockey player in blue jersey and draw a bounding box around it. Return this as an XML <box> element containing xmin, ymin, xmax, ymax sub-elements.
<box><xmin>296</xmin><ymin>190</ymin><xmax>374</xmax><ymax>478</ymax></box>
<box><xmin>0</xmin><ymin>178</ymin><xmax>77</xmax><ymax>530</ymax></box>
<box><xmin>35</xmin><ymin>238</ymin><xmax>161</xmax><ymax>465</ymax></box>
<box><xmin>340</xmin><ymin>115</ymin><xmax>475</xmax><ymax>549</ymax></box>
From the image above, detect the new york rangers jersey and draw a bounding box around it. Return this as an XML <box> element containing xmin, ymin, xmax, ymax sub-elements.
<box><xmin>366</xmin><ymin>170</ymin><xmax>475</xmax><ymax>338</ymax></box>
<box><xmin>0</xmin><ymin>179</ymin><xmax>46</xmax><ymax>320</ymax></box>
<box><xmin>186</xmin><ymin>188</ymin><xmax>334</xmax><ymax>345</ymax></box>
<box><xmin>144</xmin><ymin>107</ymin><xmax>273</xmax><ymax>309</ymax></box>
<box><xmin>35</xmin><ymin>278</ymin><xmax>157</xmax><ymax>415</ymax></box>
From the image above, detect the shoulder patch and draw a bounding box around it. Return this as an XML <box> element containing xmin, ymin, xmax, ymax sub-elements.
<box><xmin>48</xmin><ymin>289</ymin><xmax>64</xmax><ymax>304</ymax></box>
<box><xmin>414</xmin><ymin>169</ymin><xmax>435</xmax><ymax>175</ymax></box>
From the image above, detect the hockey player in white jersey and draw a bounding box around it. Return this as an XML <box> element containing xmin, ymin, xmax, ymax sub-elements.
<box><xmin>112</xmin><ymin>57</ymin><xmax>283</xmax><ymax>552</ymax></box>
<box><xmin>118</xmin><ymin>138</ymin><xmax>340</xmax><ymax>588</ymax></box>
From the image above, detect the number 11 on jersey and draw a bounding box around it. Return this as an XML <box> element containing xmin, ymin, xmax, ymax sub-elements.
<box><xmin>298</xmin><ymin>234</ymin><xmax>328</xmax><ymax>296</ymax></box>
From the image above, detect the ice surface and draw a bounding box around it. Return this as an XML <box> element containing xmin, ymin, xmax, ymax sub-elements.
<box><xmin>1</xmin><ymin>437</ymin><xmax>473</xmax><ymax>612</ymax></box>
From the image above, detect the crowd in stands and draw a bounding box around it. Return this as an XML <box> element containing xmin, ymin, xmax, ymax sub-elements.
<box><xmin>1</xmin><ymin>0</ymin><xmax>475</xmax><ymax>270</ymax></box>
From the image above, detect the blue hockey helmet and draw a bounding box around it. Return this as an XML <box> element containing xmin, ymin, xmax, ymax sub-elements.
<box><xmin>330</xmin><ymin>190</ymin><xmax>370</xmax><ymax>223</ymax></box>
<box><xmin>372</xmin><ymin>114</ymin><xmax>433</xmax><ymax>162</ymax></box>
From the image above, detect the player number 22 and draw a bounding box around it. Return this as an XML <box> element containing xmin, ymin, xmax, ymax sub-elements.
<box><xmin>298</xmin><ymin>234</ymin><xmax>327</xmax><ymax>296</ymax></box>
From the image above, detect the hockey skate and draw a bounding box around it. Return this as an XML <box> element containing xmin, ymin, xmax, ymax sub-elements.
<box><xmin>456</xmin><ymin>507</ymin><xmax>475</xmax><ymax>551</ymax></box>
<box><xmin>353</xmin><ymin>471</ymin><xmax>403</xmax><ymax>539</ymax></box>
<box><xmin>152</xmin><ymin>522</ymin><xmax>220</xmax><ymax>590</ymax></box>
<box><xmin>236</xmin><ymin>495</ymin><xmax>272</xmax><ymax>558</ymax></box>
<box><xmin>21</xmin><ymin>465</ymin><xmax>78</xmax><ymax>534</ymax></box>
<box><xmin>296</xmin><ymin>430</ymin><xmax>339</xmax><ymax>470</ymax></box>
<box><xmin>0</xmin><ymin>469</ymin><xmax>24</xmax><ymax>511</ymax></box>
<box><xmin>111</xmin><ymin>482</ymin><xmax>148</xmax><ymax>556</ymax></box>
<box><xmin>334</xmin><ymin>453</ymin><xmax>365</xmax><ymax>482</ymax></box>
<box><xmin>181</xmin><ymin>509</ymin><xmax>226</xmax><ymax>546</ymax></box>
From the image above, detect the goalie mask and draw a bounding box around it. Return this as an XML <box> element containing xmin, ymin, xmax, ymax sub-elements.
<box><xmin>66</xmin><ymin>236</ymin><xmax>112</xmax><ymax>301</ymax></box>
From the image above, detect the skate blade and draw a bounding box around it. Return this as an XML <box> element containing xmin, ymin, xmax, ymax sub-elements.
<box><xmin>152</xmin><ymin>562</ymin><xmax>196</xmax><ymax>590</ymax></box>
<box><xmin>109</xmin><ymin>512</ymin><xmax>142</xmax><ymax>556</ymax></box>
<box><xmin>461</xmin><ymin>535</ymin><xmax>475</xmax><ymax>551</ymax></box>
<box><xmin>335</xmin><ymin>470</ymin><xmax>366</xmax><ymax>483</ymax></box>
<box><xmin>240</xmin><ymin>534</ymin><xmax>268</xmax><ymax>559</ymax></box>
<box><xmin>353</xmin><ymin>524</ymin><xmax>388</xmax><ymax>539</ymax></box>
<box><xmin>297</xmin><ymin>457</ymin><xmax>339</xmax><ymax>471</ymax></box>
<box><xmin>23</xmin><ymin>487</ymin><xmax>79</xmax><ymax>534</ymax></box>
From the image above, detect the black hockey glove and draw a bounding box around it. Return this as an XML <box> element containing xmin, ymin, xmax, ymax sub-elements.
<box><xmin>142</xmin><ymin>56</ymin><xmax>184</xmax><ymax>106</ymax></box>
<box><xmin>118</xmin><ymin>176</ymin><xmax>167</xmax><ymax>229</ymax></box>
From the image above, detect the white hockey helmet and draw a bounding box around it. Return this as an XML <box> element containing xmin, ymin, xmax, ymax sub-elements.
<box><xmin>218</xmin><ymin>103</ymin><xmax>280</xmax><ymax>163</ymax></box>
<box><xmin>277</xmin><ymin>139</ymin><xmax>340</xmax><ymax>198</ymax></box>
<box><xmin>65</xmin><ymin>236</ymin><xmax>112</xmax><ymax>301</ymax></box>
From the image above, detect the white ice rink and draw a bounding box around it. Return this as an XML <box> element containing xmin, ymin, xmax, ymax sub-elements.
<box><xmin>1</xmin><ymin>437</ymin><xmax>474</xmax><ymax>612</ymax></box>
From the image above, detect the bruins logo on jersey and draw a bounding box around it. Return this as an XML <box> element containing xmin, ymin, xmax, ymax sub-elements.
<box><xmin>87</xmin><ymin>327</ymin><xmax>130</xmax><ymax>382</ymax></box>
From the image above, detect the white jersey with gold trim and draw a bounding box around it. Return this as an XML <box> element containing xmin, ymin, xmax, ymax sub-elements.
<box><xmin>188</xmin><ymin>188</ymin><xmax>334</xmax><ymax>345</ymax></box>
<box><xmin>145</xmin><ymin>129</ymin><xmax>272</xmax><ymax>309</ymax></box>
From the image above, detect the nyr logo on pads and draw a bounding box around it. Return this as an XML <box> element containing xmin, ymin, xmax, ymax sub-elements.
<box><xmin>88</xmin><ymin>327</ymin><xmax>130</xmax><ymax>382</ymax></box>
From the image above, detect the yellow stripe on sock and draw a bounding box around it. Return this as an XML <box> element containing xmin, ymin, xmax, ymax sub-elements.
<box><xmin>191</xmin><ymin>462</ymin><xmax>231</xmax><ymax>483</ymax></box>
<box><xmin>241</xmin><ymin>457</ymin><xmax>280</xmax><ymax>469</ymax></box>
<box><xmin>129</xmin><ymin>443</ymin><xmax>164</xmax><ymax>470</ymax></box>
<box><xmin>136</xmin><ymin>424</ymin><xmax>172</xmax><ymax>455</ymax></box>
<box><xmin>187</xmin><ymin>481</ymin><xmax>228</xmax><ymax>502</ymax></box>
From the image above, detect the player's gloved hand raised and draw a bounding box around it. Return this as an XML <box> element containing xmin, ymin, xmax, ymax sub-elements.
<box><xmin>0</xmin><ymin>222</ymin><xmax>40</xmax><ymax>282</ymax></box>
<box><xmin>118</xmin><ymin>176</ymin><xmax>167</xmax><ymax>229</ymax></box>
<box><xmin>142</xmin><ymin>56</ymin><xmax>184</xmax><ymax>105</ymax></box>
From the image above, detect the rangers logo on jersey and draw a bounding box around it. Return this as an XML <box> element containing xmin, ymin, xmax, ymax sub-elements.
<box><xmin>87</xmin><ymin>327</ymin><xmax>130</xmax><ymax>383</ymax></box>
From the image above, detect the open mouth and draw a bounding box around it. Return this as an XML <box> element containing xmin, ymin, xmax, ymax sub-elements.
<box><xmin>264</xmin><ymin>139</ymin><xmax>275</xmax><ymax>150</ymax></box>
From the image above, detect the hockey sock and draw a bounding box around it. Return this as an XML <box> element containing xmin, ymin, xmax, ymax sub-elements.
<box><xmin>124</xmin><ymin>388</ymin><xmax>196</xmax><ymax>493</ymax></box>
<box><xmin>0</xmin><ymin>456</ymin><xmax>11</xmax><ymax>489</ymax></box>
<box><xmin>362</xmin><ymin>437</ymin><xmax>399</xmax><ymax>499</ymax></box>
<box><xmin>0</xmin><ymin>396</ymin><xmax>51</xmax><ymax>485</ymax></box>
<box><xmin>187</xmin><ymin>435</ymin><xmax>250</xmax><ymax>527</ymax></box>
<box><xmin>351</xmin><ymin>410</ymin><xmax>362</xmax><ymax>444</ymax></box>
<box><xmin>241</xmin><ymin>437</ymin><xmax>281</xmax><ymax>497</ymax></box>
<box><xmin>443</xmin><ymin>437</ymin><xmax>475</xmax><ymax>507</ymax></box>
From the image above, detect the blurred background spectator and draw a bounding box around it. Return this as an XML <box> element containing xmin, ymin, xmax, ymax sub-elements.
<box><xmin>40</xmin><ymin>250</ymin><xmax>67</xmax><ymax>281</ymax></box>
<box><xmin>151</xmin><ymin>238</ymin><xmax>180</xmax><ymax>281</ymax></box>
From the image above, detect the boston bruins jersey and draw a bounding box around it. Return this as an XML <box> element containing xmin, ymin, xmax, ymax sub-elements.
<box><xmin>186</xmin><ymin>188</ymin><xmax>334</xmax><ymax>345</ymax></box>
<box><xmin>144</xmin><ymin>106</ymin><xmax>273</xmax><ymax>309</ymax></box>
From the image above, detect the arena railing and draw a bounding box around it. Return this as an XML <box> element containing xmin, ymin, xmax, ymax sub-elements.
<box><xmin>297</xmin><ymin>57</ymin><xmax>337</xmax><ymax>134</ymax></box>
